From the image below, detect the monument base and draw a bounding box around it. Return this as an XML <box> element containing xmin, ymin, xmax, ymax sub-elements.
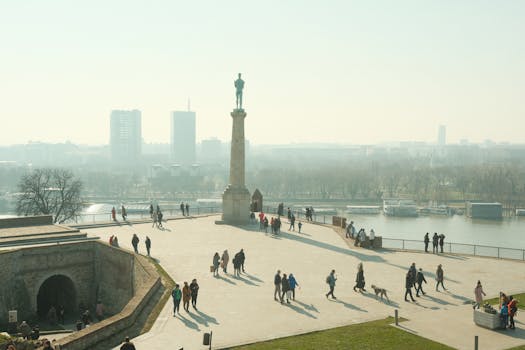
<box><xmin>220</xmin><ymin>185</ymin><xmax>251</xmax><ymax>225</ymax></box>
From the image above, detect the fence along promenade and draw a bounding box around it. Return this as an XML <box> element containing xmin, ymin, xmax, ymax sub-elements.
<box><xmin>263</xmin><ymin>206</ymin><xmax>525</xmax><ymax>262</ymax></box>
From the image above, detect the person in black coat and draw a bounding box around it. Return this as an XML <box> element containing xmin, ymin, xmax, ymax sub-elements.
<box><xmin>416</xmin><ymin>268</ymin><xmax>427</xmax><ymax>297</ymax></box>
<box><xmin>405</xmin><ymin>272</ymin><xmax>416</xmax><ymax>302</ymax></box>
<box><xmin>281</xmin><ymin>273</ymin><xmax>291</xmax><ymax>304</ymax></box>
<box><xmin>353</xmin><ymin>263</ymin><xmax>366</xmax><ymax>293</ymax></box>
<box><xmin>432</xmin><ymin>232</ymin><xmax>439</xmax><ymax>254</ymax></box>
<box><xmin>439</xmin><ymin>234</ymin><xmax>445</xmax><ymax>253</ymax></box>
<box><xmin>424</xmin><ymin>232</ymin><xmax>430</xmax><ymax>253</ymax></box>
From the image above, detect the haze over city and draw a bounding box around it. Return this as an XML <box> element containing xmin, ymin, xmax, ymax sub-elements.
<box><xmin>1</xmin><ymin>0</ymin><xmax>524</xmax><ymax>146</ymax></box>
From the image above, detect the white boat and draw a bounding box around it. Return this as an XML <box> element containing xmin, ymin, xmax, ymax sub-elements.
<box><xmin>516</xmin><ymin>209</ymin><xmax>525</xmax><ymax>217</ymax></box>
<box><xmin>383</xmin><ymin>199</ymin><xmax>418</xmax><ymax>217</ymax></box>
<box><xmin>346</xmin><ymin>205</ymin><xmax>381</xmax><ymax>214</ymax></box>
<box><xmin>419</xmin><ymin>205</ymin><xmax>449</xmax><ymax>216</ymax></box>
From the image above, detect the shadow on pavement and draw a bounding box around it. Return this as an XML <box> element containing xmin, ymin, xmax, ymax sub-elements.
<box><xmin>176</xmin><ymin>313</ymin><xmax>200</xmax><ymax>331</ymax></box>
<box><xmin>359</xmin><ymin>291</ymin><xmax>399</xmax><ymax>307</ymax></box>
<box><xmin>243</xmin><ymin>272</ymin><xmax>264</xmax><ymax>283</ymax></box>
<box><xmin>330</xmin><ymin>298</ymin><xmax>368</xmax><ymax>312</ymax></box>
<box><xmin>234</xmin><ymin>274</ymin><xmax>259</xmax><ymax>286</ymax></box>
<box><xmin>280</xmin><ymin>232</ymin><xmax>385</xmax><ymax>262</ymax></box>
<box><xmin>294</xmin><ymin>300</ymin><xmax>320</xmax><ymax>313</ymax></box>
<box><xmin>196</xmin><ymin>309</ymin><xmax>219</xmax><ymax>325</ymax></box>
<box><xmin>216</xmin><ymin>275</ymin><xmax>237</xmax><ymax>285</ymax></box>
<box><xmin>423</xmin><ymin>294</ymin><xmax>456</xmax><ymax>306</ymax></box>
<box><xmin>284</xmin><ymin>302</ymin><xmax>318</xmax><ymax>319</ymax></box>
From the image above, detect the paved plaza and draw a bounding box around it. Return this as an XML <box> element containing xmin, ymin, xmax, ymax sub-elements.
<box><xmin>82</xmin><ymin>215</ymin><xmax>525</xmax><ymax>350</ymax></box>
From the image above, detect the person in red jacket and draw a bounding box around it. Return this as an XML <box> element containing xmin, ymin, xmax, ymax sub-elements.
<box><xmin>508</xmin><ymin>296</ymin><xmax>518</xmax><ymax>329</ymax></box>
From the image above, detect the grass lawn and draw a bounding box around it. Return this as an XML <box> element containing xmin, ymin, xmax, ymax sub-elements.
<box><xmin>485</xmin><ymin>293</ymin><xmax>524</xmax><ymax>309</ymax></box>
<box><xmin>228</xmin><ymin>317</ymin><xmax>454</xmax><ymax>350</ymax></box>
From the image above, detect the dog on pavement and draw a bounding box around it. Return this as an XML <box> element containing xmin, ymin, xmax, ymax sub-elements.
<box><xmin>371</xmin><ymin>284</ymin><xmax>389</xmax><ymax>302</ymax></box>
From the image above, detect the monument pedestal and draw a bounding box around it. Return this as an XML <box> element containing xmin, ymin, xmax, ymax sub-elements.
<box><xmin>221</xmin><ymin>185</ymin><xmax>251</xmax><ymax>225</ymax></box>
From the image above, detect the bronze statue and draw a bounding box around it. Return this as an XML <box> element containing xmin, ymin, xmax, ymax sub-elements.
<box><xmin>234</xmin><ymin>73</ymin><xmax>245</xmax><ymax>109</ymax></box>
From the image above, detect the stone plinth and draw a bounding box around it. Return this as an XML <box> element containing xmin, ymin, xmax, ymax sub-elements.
<box><xmin>221</xmin><ymin>108</ymin><xmax>250</xmax><ymax>225</ymax></box>
<box><xmin>222</xmin><ymin>185</ymin><xmax>251</xmax><ymax>224</ymax></box>
<box><xmin>473</xmin><ymin>309</ymin><xmax>502</xmax><ymax>329</ymax></box>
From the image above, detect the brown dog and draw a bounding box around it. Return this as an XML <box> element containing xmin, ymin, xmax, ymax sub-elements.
<box><xmin>371</xmin><ymin>284</ymin><xmax>389</xmax><ymax>302</ymax></box>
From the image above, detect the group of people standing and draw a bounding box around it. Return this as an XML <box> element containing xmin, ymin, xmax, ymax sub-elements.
<box><xmin>171</xmin><ymin>279</ymin><xmax>200</xmax><ymax>315</ymax></box>
<box><xmin>423</xmin><ymin>232</ymin><xmax>446</xmax><ymax>253</ymax></box>
<box><xmin>180</xmin><ymin>202</ymin><xmax>190</xmax><ymax>216</ymax></box>
<box><xmin>274</xmin><ymin>270</ymin><xmax>300</xmax><ymax>304</ymax></box>
<box><xmin>345</xmin><ymin>221</ymin><xmax>376</xmax><ymax>248</ymax></box>
<box><xmin>212</xmin><ymin>249</ymin><xmax>246</xmax><ymax>277</ymax></box>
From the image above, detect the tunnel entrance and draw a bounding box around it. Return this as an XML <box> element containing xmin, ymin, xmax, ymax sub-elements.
<box><xmin>37</xmin><ymin>275</ymin><xmax>77</xmax><ymax>320</ymax></box>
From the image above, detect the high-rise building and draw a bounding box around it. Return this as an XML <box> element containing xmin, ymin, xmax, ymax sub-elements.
<box><xmin>438</xmin><ymin>125</ymin><xmax>446</xmax><ymax>146</ymax></box>
<box><xmin>110</xmin><ymin>109</ymin><xmax>142</xmax><ymax>161</ymax></box>
<box><xmin>171</xmin><ymin>111</ymin><xmax>196</xmax><ymax>165</ymax></box>
<box><xmin>200</xmin><ymin>137</ymin><xmax>223</xmax><ymax>164</ymax></box>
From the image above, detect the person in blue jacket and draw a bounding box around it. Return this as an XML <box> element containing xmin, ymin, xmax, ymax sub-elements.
<box><xmin>288</xmin><ymin>273</ymin><xmax>300</xmax><ymax>300</ymax></box>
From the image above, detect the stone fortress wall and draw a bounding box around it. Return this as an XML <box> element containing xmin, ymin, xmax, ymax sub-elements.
<box><xmin>0</xmin><ymin>240</ymin><xmax>161</xmax><ymax>350</ymax></box>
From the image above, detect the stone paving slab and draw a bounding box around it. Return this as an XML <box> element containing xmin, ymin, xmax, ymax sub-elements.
<box><xmin>83</xmin><ymin>216</ymin><xmax>525</xmax><ymax>350</ymax></box>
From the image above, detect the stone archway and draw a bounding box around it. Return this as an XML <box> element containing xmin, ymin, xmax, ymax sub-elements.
<box><xmin>36</xmin><ymin>274</ymin><xmax>77</xmax><ymax>319</ymax></box>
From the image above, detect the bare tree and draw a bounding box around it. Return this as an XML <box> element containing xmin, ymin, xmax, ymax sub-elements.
<box><xmin>16</xmin><ymin>168</ymin><xmax>83</xmax><ymax>223</ymax></box>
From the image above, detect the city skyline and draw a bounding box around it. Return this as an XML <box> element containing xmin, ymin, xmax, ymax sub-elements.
<box><xmin>0</xmin><ymin>1</ymin><xmax>524</xmax><ymax>146</ymax></box>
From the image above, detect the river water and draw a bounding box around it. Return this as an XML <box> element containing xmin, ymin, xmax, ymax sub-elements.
<box><xmin>339</xmin><ymin>213</ymin><xmax>525</xmax><ymax>249</ymax></box>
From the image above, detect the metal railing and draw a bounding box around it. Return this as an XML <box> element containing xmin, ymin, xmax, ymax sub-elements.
<box><xmin>71</xmin><ymin>206</ymin><xmax>222</xmax><ymax>224</ymax></box>
<box><xmin>381</xmin><ymin>238</ymin><xmax>525</xmax><ymax>261</ymax></box>
<box><xmin>263</xmin><ymin>206</ymin><xmax>329</xmax><ymax>224</ymax></box>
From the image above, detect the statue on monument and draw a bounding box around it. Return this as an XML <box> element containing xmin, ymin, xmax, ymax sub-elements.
<box><xmin>234</xmin><ymin>73</ymin><xmax>245</xmax><ymax>109</ymax></box>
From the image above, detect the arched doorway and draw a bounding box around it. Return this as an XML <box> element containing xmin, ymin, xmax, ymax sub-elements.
<box><xmin>37</xmin><ymin>275</ymin><xmax>77</xmax><ymax>319</ymax></box>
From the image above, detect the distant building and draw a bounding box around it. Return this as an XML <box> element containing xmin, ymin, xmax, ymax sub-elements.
<box><xmin>200</xmin><ymin>138</ymin><xmax>223</xmax><ymax>163</ymax></box>
<box><xmin>110</xmin><ymin>110</ymin><xmax>142</xmax><ymax>161</ymax></box>
<box><xmin>171</xmin><ymin>111</ymin><xmax>196</xmax><ymax>165</ymax></box>
<box><xmin>438</xmin><ymin>125</ymin><xmax>446</xmax><ymax>146</ymax></box>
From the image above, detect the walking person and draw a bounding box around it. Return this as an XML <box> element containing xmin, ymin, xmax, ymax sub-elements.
<box><xmin>288</xmin><ymin>214</ymin><xmax>295</xmax><ymax>231</ymax></box>
<box><xmin>408</xmin><ymin>263</ymin><xmax>417</xmax><ymax>290</ymax></box>
<box><xmin>238</xmin><ymin>248</ymin><xmax>246</xmax><ymax>273</ymax></box>
<box><xmin>432</xmin><ymin>232</ymin><xmax>439</xmax><ymax>253</ymax></box>
<box><xmin>416</xmin><ymin>268</ymin><xmax>427</xmax><ymax>297</ymax></box>
<box><xmin>131</xmin><ymin>234</ymin><xmax>139</xmax><ymax>254</ymax></box>
<box><xmin>190</xmin><ymin>279</ymin><xmax>199</xmax><ymax>310</ymax></box>
<box><xmin>325</xmin><ymin>269</ymin><xmax>337</xmax><ymax>299</ymax></box>
<box><xmin>405</xmin><ymin>272</ymin><xmax>416</xmax><ymax>302</ymax></box>
<box><xmin>157</xmin><ymin>211</ymin><xmax>163</xmax><ymax>228</ymax></box>
<box><xmin>281</xmin><ymin>273</ymin><xmax>291</xmax><ymax>304</ymax></box>
<box><xmin>121</xmin><ymin>205</ymin><xmax>127</xmax><ymax>221</ymax></box>
<box><xmin>171</xmin><ymin>284</ymin><xmax>182</xmax><ymax>315</ymax></box>
<box><xmin>439</xmin><ymin>234</ymin><xmax>445</xmax><ymax>253</ymax></box>
<box><xmin>232</xmin><ymin>254</ymin><xmax>241</xmax><ymax>277</ymax></box>
<box><xmin>274</xmin><ymin>270</ymin><xmax>283</xmax><ymax>301</ymax></box>
<box><xmin>151</xmin><ymin>210</ymin><xmax>158</xmax><ymax>228</ymax></box>
<box><xmin>221</xmin><ymin>250</ymin><xmax>229</xmax><ymax>273</ymax></box>
<box><xmin>145</xmin><ymin>236</ymin><xmax>151</xmax><ymax>256</ymax></box>
<box><xmin>353</xmin><ymin>262</ymin><xmax>366</xmax><ymax>293</ymax></box>
<box><xmin>436</xmin><ymin>264</ymin><xmax>446</xmax><ymax>291</ymax></box>
<box><xmin>288</xmin><ymin>273</ymin><xmax>299</xmax><ymax>300</ymax></box>
<box><xmin>182</xmin><ymin>282</ymin><xmax>191</xmax><ymax>312</ymax></box>
<box><xmin>424</xmin><ymin>232</ymin><xmax>430</xmax><ymax>253</ymax></box>
<box><xmin>212</xmin><ymin>252</ymin><xmax>220</xmax><ymax>277</ymax></box>
<box><xmin>298</xmin><ymin>221</ymin><xmax>302</xmax><ymax>233</ymax></box>
<box><xmin>473</xmin><ymin>280</ymin><xmax>486</xmax><ymax>309</ymax></box>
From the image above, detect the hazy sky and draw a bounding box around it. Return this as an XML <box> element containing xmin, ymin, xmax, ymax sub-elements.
<box><xmin>1</xmin><ymin>1</ymin><xmax>524</xmax><ymax>145</ymax></box>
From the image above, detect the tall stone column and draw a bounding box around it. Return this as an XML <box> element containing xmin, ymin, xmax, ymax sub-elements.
<box><xmin>221</xmin><ymin>109</ymin><xmax>251</xmax><ymax>224</ymax></box>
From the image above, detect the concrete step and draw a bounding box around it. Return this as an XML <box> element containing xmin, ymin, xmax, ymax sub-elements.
<box><xmin>0</xmin><ymin>226</ymin><xmax>80</xmax><ymax>240</ymax></box>
<box><xmin>0</xmin><ymin>232</ymin><xmax>92</xmax><ymax>247</ymax></box>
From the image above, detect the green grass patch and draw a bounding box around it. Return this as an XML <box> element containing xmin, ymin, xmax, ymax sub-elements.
<box><xmin>141</xmin><ymin>257</ymin><xmax>176</xmax><ymax>333</ymax></box>
<box><xmin>228</xmin><ymin>317</ymin><xmax>454</xmax><ymax>350</ymax></box>
<box><xmin>484</xmin><ymin>293</ymin><xmax>524</xmax><ymax>310</ymax></box>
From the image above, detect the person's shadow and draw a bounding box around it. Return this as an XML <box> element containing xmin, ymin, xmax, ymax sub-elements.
<box><xmin>175</xmin><ymin>313</ymin><xmax>200</xmax><ymax>331</ymax></box>
<box><xmin>329</xmin><ymin>298</ymin><xmax>367</xmax><ymax>312</ymax></box>
<box><xmin>216</xmin><ymin>275</ymin><xmax>237</xmax><ymax>285</ymax></box>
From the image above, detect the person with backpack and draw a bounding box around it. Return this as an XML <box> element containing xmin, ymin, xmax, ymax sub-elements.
<box><xmin>325</xmin><ymin>270</ymin><xmax>337</xmax><ymax>299</ymax></box>
<box><xmin>288</xmin><ymin>273</ymin><xmax>299</xmax><ymax>300</ymax></box>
